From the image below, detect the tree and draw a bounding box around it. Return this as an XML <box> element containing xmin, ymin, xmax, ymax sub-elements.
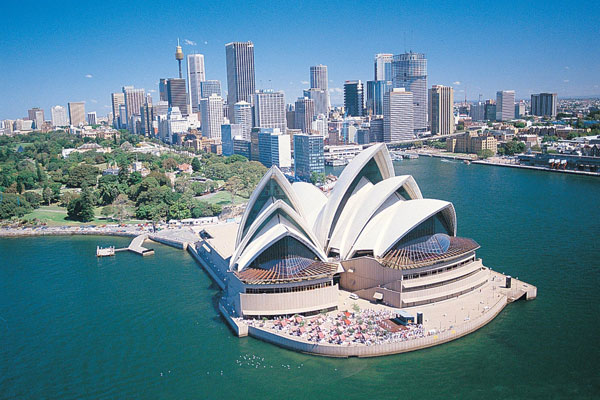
<box><xmin>224</xmin><ymin>176</ymin><xmax>244</xmax><ymax>203</ymax></box>
<box><xmin>67</xmin><ymin>164</ymin><xmax>99</xmax><ymax>188</ymax></box>
<box><xmin>0</xmin><ymin>193</ymin><xmax>32</xmax><ymax>219</ymax></box>
<box><xmin>163</xmin><ymin>157</ymin><xmax>178</xmax><ymax>171</ymax></box>
<box><xmin>42</xmin><ymin>187</ymin><xmax>53</xmax><ymax>206</ymax></box>
<box><xmin>23</xmin><ymin>191</ymin><xmax>42</xmax><ymax>208</ymax></box>
<box><xmin>111</xmin><ymin>194</ymin><xmax>132</xmax><ymax>222</ymax></box>
<box><xmin>191</xmin><ymin>157</ymin><xmax>202</xmax><ymax>172</ymax></box>
<box><xmin>16</xmin><ymin>181</ymin><xmax>23</xmax><ymax>194</ymax></box>
<box><xmin>477</xmin><ymin>149</ymin><xmax>494</xmax><ymax>159</ymax></box>
<box><xmin>66</xmin><ymin>185</ymin><xmax>95</xmax><ymax>222</ymax></box>
<box><xmin>310</xmin><ymin>172</ymin><xmax>326</xmax><ymax>185</ymax></box>
<box><xmin>225</xmin><ymin>154</ymin><xmax>248</xmax><ymax>164</ymax></box>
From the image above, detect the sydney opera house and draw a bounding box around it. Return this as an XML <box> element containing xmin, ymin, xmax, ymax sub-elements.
<box><xmin>196</xmin><ymin>144</ymin><xmax>493</xmax><ymax>319</ymax></box>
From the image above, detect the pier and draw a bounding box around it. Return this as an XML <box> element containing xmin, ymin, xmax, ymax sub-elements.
<box><xmin>96</xmin><ymin>234</ymin><xmax>154</xmax><ymax>257</ymax></box>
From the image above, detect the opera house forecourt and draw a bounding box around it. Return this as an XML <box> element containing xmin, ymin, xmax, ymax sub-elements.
<box><xmin>192</xmin><ymin>144</ymin><xmax>536</xmax><ymax>357</ymax></box>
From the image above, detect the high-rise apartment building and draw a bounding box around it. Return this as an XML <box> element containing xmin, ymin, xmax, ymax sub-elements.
<box><xmin>226</xmin><ymin>42</ymin><xmax>255</xmax><ymax>116</ymax></box>
<box><xmin>384</xmin><ymin>88</ymin><xmax>413</xmax><ymax>142</ymax></box>
<box><xmin>200</xmin><ymin>94</ymin><xmax>224</xmax><ymax>139</ymax></box>
<box><xmin>496</xmin><ymin>90</ymin><xmax>515</xmax><ymax>121</ymax></box>
<box><xmin>111</xmin><ymin>92</ymin><xmax>125</xmax><ymax>128</ymax></box>
<box><xmin>68</xmin><ymin>102</ymin><xmax>86</xmax><ymax>126</ymax></box>
<box><xmin>51</xmin><ymin>105</ymin><xmax>68</xmax><ymax>127</ymax></box>
<box><xmin>294</xmin><ymin>97</ymin><xmax>315</xmax><ymax>133</ymax></box>
<box><xmin>27</xmin><ymin>107</ymin><xmax>44</xmax><ymax>130</ymax></box>
<box><xmin>344</xmin><ymin>80</ymin><xmax>364</xmax><ymax>117</ymax></box>
<box><xmin>374</xmin><ymin>53</ymin><xmax>393</xmax><ymax>81</ymax></box>
<box><xmin>233</xmin><ymin>101</ymin><xmax>253</xmax><ymax>140</ymax></box>
<box><xmin>294</xmin><ymin>134</ymin><xmax>324</xmax><ymax>182</ymax></box>
<box><xmin>167</xmin><ymin>78</ymin><xmax>188</xmax><ymax>117</ymax></box>
<box><xmin>531</xmin><ymin>93</ymin><xmax>557</xmax><ymax>117</ymax></box>
<box><xmin>428</xmin><ymin>85</ymin><xmax>454</xmax><ymax>135</ymax></box>
<box><xmin>392</xmin><ymin>52</ymin><xmax>427</xmax><ymax>133</ymax></box>
<box><xmin>366</xmin><ymin>80</ymin><xmax>391</xmax><ymax>116</ymax></box>
<box><xmin>253</xmin><ymin>90</ymin><xmax>286</xmax><ymax>132</ymax></box>
<box><xmin>187</xmin><ymin>54</ymin><xmax>206</xmax><ymax>113</ymax></box>
<box><xmin>200</xmin><ymin>80</ymin><xmax>221</xmax><ymax>98</ymax></box>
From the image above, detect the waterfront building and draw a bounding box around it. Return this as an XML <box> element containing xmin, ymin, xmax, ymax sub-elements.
<box><xmin>200</xmin><ymin>80</ymin><xmax>221</xmax><ymax>99</ymax></box>
<box><xmin>200</xmin><ymin>94</ymin><xmax>224</xmax><ymax>139</ymax></box>
<box><xmin>226</xmin><ymin>41</ymin><xmax>255</xmax><ymax>116</ymax></box>
<box><xmin>374</xmin><ymin>53</ymin><xmax>393</xmax><ymax>81</ymax></box>
<box><xmin>366</xmin><ymin>80</ymin><xmax>391</xmax><ymax>116</ymax></box>
<box><xmin>496</xmin><ymin>90</ymin><xmax>515</xmax><ymax>121</ymax></box>
<box><xmin>253</xmin><ymin>90</ymin><xmax>286</xmax><ymax>132</ymax></box>
<box><xmin>233</xmin><ymin>101</ymin><xmax>253</xmax><ymax>140</ymax></box>
<box><xmin>257</xmin><ymin>128</ymin><xmax>291</xmax><ymax>169</ymax></box>
<box><xmin>446</xmin><ymin>131</ymin><xmax>497</xmax><ymax>154</ymax></box>
<box><xmin>187</xmin><ymin>54</ymin><xmax>206</xmax><ymax>113</ymax></box>
<box><xmin>344</xmin><ymin>80</ymin><xmax>364</xmax><ymax>117</ymax></box>
<box><xmin>294</xmin><ymin>97</ymin><xmax>315</xmax><ymax>133</ymax></box>
<box><xmin>233</xmin><ymin>137</ymin><xmax>251</xmax><ymax>159</ymax></box>
<box><xmin>392</xmin><ymin>52</ymin><xmax>428</xmax><ymax>133</ymax></box>
<box><xmin>68</xmin><ymin>101</ymin><xmax>86</xmax><ymax>126</ymax></box>
<box><xmin>27</xmin><ymin>107</ymin><xmax>44</xmax><ymax>130</ymax></box>
<box><xmin>87</xmin><ymin>111</ymin><xmax>97</xmax><ymax>126</ymax></box>
<box><xmin>294</xmin><ymin>133</ymin><xmax>324</xmax><ymax>182</ymax></box>
<box><xmin>221</xmin><ymin>123</ymin><xmax>242</xmax><ymax>156</ymax></box>
<box><xmin>384</xmin><ymin>88</ymin><xmax>414</xmax><ymax>142</ymax></box>
<box><xmin>428</xmin><ymin>85</ymin><xmax>454</xmax><ymax>135</ymax></box>
<box><xmin>51</xmin><ymin>105</ymin><xmax>69</xmax><ymax>127</ymax></box>
<box><xmin>111</xmin><ymin>93</ymin><xmax>125</xmax><ymax>128</ymax></box>
<box><xmin>303</xmin><ymin>88</ymin><xmax>329</xmax><ymax>116</ymax></box>
<box><xmin>167</xmin><ymin>78</ymin><xmax>188</xmax><ymax>117</ymax></box>
<box><xmin>531</xmin><ymin>93</ymin><xmax>557</xmax><ymax>117</ymax></box>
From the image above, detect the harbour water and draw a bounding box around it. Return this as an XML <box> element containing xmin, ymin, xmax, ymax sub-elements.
<box><xmin>1</xmin><ymin>157</ymin><xmax>599</xmax><ymax>399</ymax></box>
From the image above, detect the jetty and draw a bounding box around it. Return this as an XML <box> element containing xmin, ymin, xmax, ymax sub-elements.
<box><xmin>96</xmin><ymin>234</ymin><xmax>154</xmax><ymax>257</ymax></box>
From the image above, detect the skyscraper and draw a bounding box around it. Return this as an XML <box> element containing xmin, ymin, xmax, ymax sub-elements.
<box><xmin>233</xmin><ymin>101</ymin><xmax>253</xmax><ymax>140</ymax></box>
<box><xmin>366</xmin><ymin>80</ymin><xmax>391</xmax><ymax>116</ymax></box>
<box><xmin>167</xmin><ymin>78</ymin><xmax>188</xmax><ymax>117</ymax></box>
<box><xmin>470</xmin><ymin>102</ymin><xmax>485</xmax><ymax>122</ymax></box>
<box><xmin>200</xmin><ymin>94</ymin><xmax>224</xmax><ymax>139</ymax></box>
<box><xmin>226</xmin><ymin>41</ymin><xmax>255</xmax><ymax>116</ymax></box>
<box><xmin>344</xmin><ymin>80</ymin><xmax>364</xmax><ymax>117</ymax></box>
<box><xmin>221</xmin><ymin>123</ymin><xmax>242</xmax><ymax>156</ymax></box>
<box><xmin>309</xmin><ymin>65</ymin><xmax>330</xmax><ymax>111</ymax></box>
<box><xmin>531</xmin><ymin>93</ymin><xmax>557</xmax><ymax>117</ymax></box>
<box><xmin>87</xmin><ymin>112</ymin><xmax>97</xmax><ymax>125</ymax></box>
<box><xmin>51</xmin><ymin>105</ymin><xmax>68</xmax><ymax>127</ymax></box>
<box><xmin>496</xmin><ymin>90</ymin><xmax>515</xmax><ymax>121</ymax></box>
<box><xmin>68</xmin><ymin>102</ymin><xmax>86</xmax><ymax>126</ymax></box>
<box><xmin>428</xmin><ymin>85</ymin><xmax>454</xmax><ymax>135</ymax></box>
<box><xmin>111</xmin><ymin>92</ymin><xmax>125</xmax><ymax>128</ymax></box>
<box><xmin>374</xmin><ymin>53</ymin><xmax>393</xmax><ymax>81</ymax></box>
<box><xmin>294</xmin><ymin>97</ymin><xmax>315</xmax><ymax>133</ymax></box>
<box><xmin>392</xmin><ymin>52</ymin><xmax>427</xmax><ymax>133</ymax></box>
<box><xmin>303</xmin><ymin>88</ymin><xmax>329</xmax><ymax>116</ymax></box>
<box><xmin>140</xmin><ymin>103</ymin><xmax>154</xmax><ymax>137</ymax></box>
<box><xmin>200</xmin><ymin>80</ymin><xmax>221</xmax><ymax>98</ymax></box>
<box><xmin>384</xmin><ymin>88</ymin><xmax>413</xmax><ymax>142</ymax></box>
<box><xmin>159</xmin><ymin>79</ymin><xmax>168</xmax><ymax>101</ymax></box>
<box><xmin>258</xmin><ymin>128</ymin><xmax>291</xmax><ymax>169</ymax></box>
<box><xmin>294</xmin><ymin>134</ymin><xmax>324</xmax><ymax>182</ymax></box>
<box><xmin>27</xmin><ymin>107</ymin><xmax>44</xmax><ymax>130</ymax></box>
<box><xmin>253</xmin><ymin>90</ymin><xmax>286</xmax><ymax>132</ymax></box>
<box><xmin>122</xmin><ymin>86</ymin><xmax>146</xmax><ymax>127</ymax></box>
<box><xmin>186</xmin><ymin>54</ymin><xmax>205</xmax><ymax>113</ymax></box>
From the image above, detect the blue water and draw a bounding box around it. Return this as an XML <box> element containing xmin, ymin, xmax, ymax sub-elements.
<box><xmin>1</xmin><ymin>157</ymin><xmax>599</xmax><ymax>399</ymax></box>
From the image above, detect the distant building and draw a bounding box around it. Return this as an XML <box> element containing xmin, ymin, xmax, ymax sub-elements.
<box><xmin>221</xmin><ymin>123</ymin><xmax>242</xmax><ymax>156</ymax></box>
<box><xmin>484</xmin><ymin>101</ymin><xmax>497</xmax><ymax>121</ymax></box>
<box><xmin>310</xmin><ymin>65</ymin><xmax>328</xmax><ymax>91</ymax></box>
<box><xmin>369</xmin><ymin>117</ymin><xmax>384</xmax><ymax>142</ymax></box>
<box><xmin>384</xmin><ymin>88</ymin><xmax>413</xmax><ymax>142</ymax></box>
<box><xmin>344</xmin><ymin>80</ymin><xmax>364</xmax><ymax>117</ymax></box>
<box><xmin>51</xmin><ymin>105</ymin><xmax>69</xmax><ymax>127</ymax></box>
<box><xmin>111</xmin><ymin>93</ymin><xmax>125</xmax><ymax>128</ymax></box>
<box><xmin>87</xmin><ymin>111</ymin><xmax>97</xmax><ymax>125</ymax></box>
<box><xmin>496</xmin><ymin>90</ymin><xmax>515</xmax><ymax>121</ymax></box>
<box><xmin>392</xmin><ymin>52</ymin><xmax>427</xmax><ymax>133</ymax></box>
<box><xmin>253</xmin><ymin>90</ymin><xmax>286</xmax><ymax>132</ymax></box>
<box><xmin>446</xmin><ymin>131</ymin><xmax>497</xmax><ymax>154</ymax></box>
<box><xmin>226</xmin><ymin>41</ymin><xmax>255</xmax><ymax>117</ymax></box>
<box><xmin>531</xmin><ymin>93</ymin><xmax>557</xmax><ymax>117</ymax></box>
<box><xmin>470</xmin><ymin>102</ymin><xmax>485</xmax><ymax>122</ymax></box>
<box><xmin>294</xmin><ymin>97</ymin><xmax>315</xmax><ymax>133</ymax></box>
<box><xmin>233</xmin><ymin>101</ymin><xmax>253</xmax><ymax>140</ymax></box>
<box><xmin>200</xmin><ymin>80</ymin><xmax>221</xmax><ymax>99</ymax></box>
<box><xmin>303</xmin><ymin>88</ymin><xmax>329</xmax><ymax>116</ymax></box>
<box><xmin>167</xmin><ymin>78</ymin><xmax>188</xmax><ymax>117</ymax></box>
<box><xmin>200</xmin><ymin>94</ymin><xmax>224</xmax><ymax>139</ymax></box>
<box><xmin>366</xmin><ymin>80</ymin><xmax>390</xmax><ymax>116</ymax></box>
<box><xmin>258</xmin><ymin>128</ymin><xmax>291</xmax><ymax>169</ymax></box>
<box><xmin>310</xmin><ymin>65</ymin><xmax>330</xmax><ymax>110</ymax></box>
<box><xmin>294</xmin><ymin>134</ymin><xmax>324</xmax><ymax>182</ymax></box>
<box><xmin>374</xmin><ymin>53</ymin><xmax>393</xmax><ymax>81</ymax></box>
<box><xmin>27</xmin><ymin>107</ymin><xmax>44</xmax><ymax>130</ymax></box>
<box><xmin>187</xmin><ymin>54</ymin><xmax>206</xmax><ymax>113</ymax></box>
<box><xmin>233</xmin><ymin>137</ymin><xmax>251</xmax><ymax>159</ymax></box>
<box><xmin>515</xmin><ymin>101</ymin><xmax>526</xmax><ymax>118</ymax></box>
<box><xmin>68</xmin><ymin>102</ymin><xmax>86</xmax><ymax>126</ymax></box>
<box><xmin>140</xmin><ymin>103</ymin><xmax>154</xmax><ymax>137</ymax></box>
<box><xmin>428</xmin><ymin>85</ymin><xmax>454</xmax><ymax>135</ymax></box>
<box><xmin>122</xmin><ymin>86</ymin><xmax>146</xmax><ymax>127</ymax></box>
<box><xmin>311</xmin><ymin>114</ymin><xmax>328</xmax><ymax>137</ymax></box>
<box><xmin>159</xmin><ymin>79</ymin><xmax>168</xmax><ymax>101</ymax></box>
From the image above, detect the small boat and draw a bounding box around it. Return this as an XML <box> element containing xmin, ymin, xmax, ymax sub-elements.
<box><xmin>464</xmin><ymin>160</ymin><xmax>471</xmax><ymax>165</ymax></box>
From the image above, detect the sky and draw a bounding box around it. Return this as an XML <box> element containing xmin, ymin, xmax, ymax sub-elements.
<box><xmin>1</xmin><ymin>0</ymin><xmax>599</xmax><ymax>120</ymax></box>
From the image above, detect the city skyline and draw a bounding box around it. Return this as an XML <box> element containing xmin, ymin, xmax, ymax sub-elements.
<box><xmin>1</xmin><ymin>0</ymin><xmax>599</xmax><ymax>119</ymax></box>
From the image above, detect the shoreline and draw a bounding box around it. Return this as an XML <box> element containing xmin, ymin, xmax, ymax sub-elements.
<box><xmin>472</xmin><ymin>160</ymin><xmax>600</xmax><ymax>177</ymax></box>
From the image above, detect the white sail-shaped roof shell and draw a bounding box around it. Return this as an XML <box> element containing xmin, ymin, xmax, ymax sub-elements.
<box><xmin>348</xmin><ymin>199</ymin><xmax>457</xmax><ymax>258</ymax></box>
<box><xmin>291</xmin><ymin>182</ymin><xmax>327</xmax><ymax>228</ymax></box>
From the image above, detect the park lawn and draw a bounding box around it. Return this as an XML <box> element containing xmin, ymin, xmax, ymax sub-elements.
<box><xmin>201</xmin><ymin>191</ymin><xmax>247</xmax><ymax>206</ymax></box>
<box><xmin>22</xmin><ymin>205</ymin><xmax>145</xmax><ymax>226</ymax></box>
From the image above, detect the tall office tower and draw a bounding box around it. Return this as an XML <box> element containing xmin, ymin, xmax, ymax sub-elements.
<box><xmin>159</xmin><ymin>79</ymin><xmax>168</xmax><ymax>101</ymax></box>
<box><xmin>258</xmin><ymin>128</ymin><xmax>291</xmax><ymax>169</ymax></box>
<box><xmin>515</xmin><ymin>101</ymin><xmax>526</xmax><ymax>118</ymax></box>
<box><xmin>175</xmin><ymin>39</ymin><xmax>184</xmax><ymax>79</ymax></box>
<box><xmin>200</xmin><ymin>94</ymin><xmax>224</xmax><ymax>139</ymax></box>
<box><xmin>87</xmin><ymin>112</ymin><xmax>97</xmax><ymax>125</ymax></box>
<box><xmin>369</xmin><ymin>117</ymin><xmax>384</xmax><ymax>142</ymax></box>
<box><xmin>294</xmin><ymin>97</ymin><xmax>315</xmax><ymax>133</ymax></box>
<box><xmin>187</xmin><ymin>53</ymin><xmax>205</xmax><ymax>113</ymax></box>
<box><xmin>200</xmin><ymin>80</ymin><xmax>222</xmax><ymax>98</ymax></box>
<box><xmin>286</xmin><ymin>105</ymin><xmax>295</xmax><ymax>129</ymax></box>
<box><xmin>374</xmin><ymin>53</ymin><xmax>393</xmax><ymax>81</ymax></box>
<box><xmin>221</xmin><ymin>123</ymin><xmax>242</xmax><ymax>156</ymax></box>
<box><xmin>428</xmin><ymin>85</ymin><xmax>454</xmax><ymax>135</ymax></box>
<box><xmin>294</xmin><ymin>134</ymin><xmax>324</xmax><ymax>182</ymax></box>
<box><xmin>470</xmin><ymin>102</ymin><xmax>485</xmax><ymax>121</ymax></box>
<box><xmin>384</xmin><ymin>88</ymin><xmax>414</xmax><ymax>142</ymax></box>
<box><xmin>27</xmin><ymin>107</ymin><xmax>44</xmax><ymax>129</ymax></box>
<box><xmin>111</xmin><ymin>92</ymin><xmax>125</xmax><ymax>128</ymax></box>
<box><xmin>303</xmin><ymin>88</ymin><xmax>329</xmax><ymax>116</ymax></box>
<box><xmin>226</xmin><ymin>41</ymin><xmax>255</xmax><ymax>116</ymax></box>
<box><xmin>344</xmin><ymin>80</ymin><xmax>364</xmax><ymax>117</ymax></box>
<box><xmin>310</xmin><ymin>65</ymin><xmax>328</xmax><ymax>90</ymax></box>
<box><xmin>68</xmin><ymin>102</ymin><xmax>86</xmax><ymax>126</ymax></box>
<box><xmin>233</xmin><ymin>101</ymin><xmax>253</xmax><ymax>140</ymax></box>
<box><xmin>366</xmin><ymin>80</ymin><xmax>391</xmax><ymax>116</ymax></box>
<box><xmin>392</xmin><ymin>52</ymin><xmax>427</xmax><ymax>132</ymax></box>
<box><xmin>140</xmin><ymin>103</ymin><xmax>154</xmax><ymax>136</ymax></box>
<box><xmin>531</xmin><ymin>93</ymin><xmax>557</xmax><ymax>117</ymax></box>
<box><xmin>253</xmin><ymin>90</ymin><xmax>287</xmax><ymax>132</ymax></box>
<box><xmin>166</xmin><ymin>78</ymin><xmax>188</xmax><ymax>117</ymax></box>
<box><xmin>118</xmin><ymin>105</ymin><xmax>128</xmax><ymax>128</ymax></box>
<box><xmin>484</xmin><ymin>101</ymin><xmax>496</xmax><ymax>121</ymax></box>
<box><xmin>51</xmin><ymin>105</ymin><xmax>68</xmax><ymax>127</ymax></box>
<box><xmin>496</xmin><ymin>90</ymin><xmax>515</xmax><ymax>121</ymax></box>
<box><xmin>122</xmin><ymin>86</ymin><xmax>146</xmax><ymax>127</ymax></box>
